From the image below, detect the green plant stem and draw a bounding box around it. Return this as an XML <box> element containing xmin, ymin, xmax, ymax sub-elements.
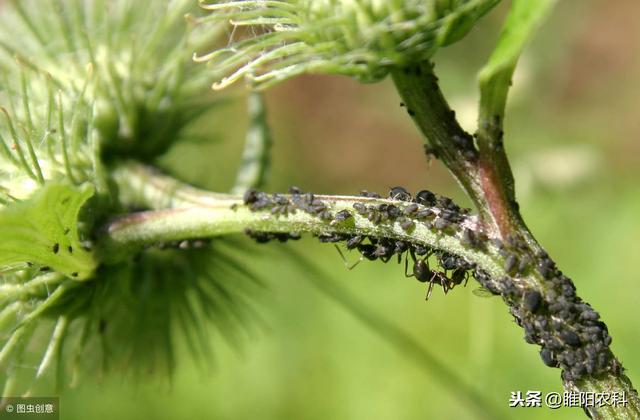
<box><xmin>102</xmin><ymin>163</ymin><xmax>502</xmax><ymax>275</ymax></box>
<box><xmin>392</xmin><ymin>62</ymin><xmax>523</xmax><ymax>239</ymax></box>
<box><xmin>391</xmin><ymin>63</ymin><xmax>639</xmax><ymax>419</ymax></box>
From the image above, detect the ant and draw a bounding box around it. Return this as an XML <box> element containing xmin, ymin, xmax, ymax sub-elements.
<box><xmin>404</xmin><ymin>247</ymin><xmax>448</xmax><ymax>300</ymax></box>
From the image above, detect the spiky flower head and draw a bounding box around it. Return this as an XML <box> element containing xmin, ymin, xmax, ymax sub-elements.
<box><xmin>0</xmin><ymin>0</ymin><xmax>219</xmax><ymax>202</ymax></box>
<box><xmin>0</xmin><ymin>0</ymin><xmax>259</xmax><ymax>397</ymax></box>
<box><xmin>194</xmin><ymin>0</ymin><xmax>500</xmax><ymax>89</ymax></box>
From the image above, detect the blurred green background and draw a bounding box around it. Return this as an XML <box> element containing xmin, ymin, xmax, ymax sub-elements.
<box><xmin>59</xmin><ymin>1</ymin><xmax>640</xmax><ymax>419</ymax></box>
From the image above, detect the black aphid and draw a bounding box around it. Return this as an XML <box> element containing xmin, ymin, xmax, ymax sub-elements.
<box><xmin>400</xmin><ymin>218</ymin><xmax>415</xmax><ymax>232</ymax></box>
<box><xmin>504</xmin><ymin>254</ymin><xmax>518</xmax><ymax>275</ymax></box>
<box><xmin>540</xmin><ymin>348</ymin><xmax>558</xmax><ymax>367</ymax></box>
<box><xmin>560</xmin><ymin>330</ymin><xmax>582</xmax><ymax>348</ymax></box>
<box><xmin>333</xmin><ymin>210</ymin><xmax>352</xmax><ymax>223</ymax></box>
<box><xmin>523</xmin><ymin>291</ymin><xmax>543</xmax><ymax>313</ymax></box>
<box><xmin>243</xmin><ymin>188</ymin><xmax>260</xmax><ymax>204</ymax></box>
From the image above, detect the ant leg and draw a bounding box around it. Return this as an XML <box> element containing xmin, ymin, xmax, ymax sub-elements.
<box><xmin>442</xmin><ymin>273</ymin><xmax>452</xmax><ymax>295</ymax></box>
<box><xmin>404</xmin><ymin>254</ymin><xmax>414</xmax><ymax>278</ymax></box>
<box><xmin>425</xmin><ymin>273</ymin><xmax>436</xmax><ymax>300</ymax></box>
<box><xmin>444</xmin><ymin>276</ymin><xmax>452</xmax><ymax>294</ymax></box>
<box><xmin>335</xmin><ymin>245</ymin><xmax>362</xmax><ymax>270</ymax></box>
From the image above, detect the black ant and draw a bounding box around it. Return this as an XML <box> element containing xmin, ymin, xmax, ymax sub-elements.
<box><xmin>404</xmin><ymin>248</ymin><xmax>447</xmax><ymax>300</ymax></box>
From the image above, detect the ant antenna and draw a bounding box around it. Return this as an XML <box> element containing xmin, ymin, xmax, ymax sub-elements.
<box><xmin>334</xmin><ymin>245</ymin><xmax>362</xmax><ymax>270</ymax></box>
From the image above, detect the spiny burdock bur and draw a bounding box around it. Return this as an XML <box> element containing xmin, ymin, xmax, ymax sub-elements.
<box><xmin>192</xmin><ymin>0</ymin><xmax>500</xmax><ymax>89</ymax></box>
<box><xmin>1</xmin><ymin>1</ymin><xmax>638</xmax><ymax>419</ymax></box>
<box><xmin>0</xmin><ymin>0</ymin><xmax>258</xmax><ymax>396</ymax></box>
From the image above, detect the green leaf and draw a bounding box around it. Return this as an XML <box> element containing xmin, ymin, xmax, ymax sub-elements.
<box><xmin>477</xmin><ymin>0</ymin><xmax>556</xmax><ymax>123</ymax></box>
<box><xmin>0</xmin><ymin>182</ymin><xmax>96</xmax><ymax>280</ymax></box>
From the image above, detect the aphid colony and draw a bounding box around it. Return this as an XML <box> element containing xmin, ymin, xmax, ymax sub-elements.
<box><xmin>242</xmin><ymin>186</ymin><xmax>484</xmax><ymax>300</ymax></box>
<box><xmin>474</xmin><ymin>235</ymin><xmax>618</xmax><ymax>383</ymax></box>
<box><xmin>241</xmin><ymin>187</ymin><xmax>619</xmax><ymax>382</ymax></box>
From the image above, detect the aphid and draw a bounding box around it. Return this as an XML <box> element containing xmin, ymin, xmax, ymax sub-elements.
<box><xmin>433</xmin><ymin>217</ymin><xmax>450</xmax><ymax>231</ymax></box>
<box><xmin>540</xmin><ymin>347</ymin><xmax>558</xmax><ymax>367</ymax></box>
<box><xmin>243</xmin><ymin>188</ymin><xmax>260</xmax><ymax>204</ymax></box>
<box><xmin>346</xmin><ymin>235</ymin><xmax>364</xmax><ymax>249</ymax></box>
<box><xmin>318</xmin><ymin>233</ymin><xmax>346</xmax><ymax>243</ymax></box>
<box><xmin>536</xmin><ymin>250</ymin><xmax>549</xmax><ymax>259</ymax></box>
<box><xmin>461</xmin><ymin>228</ymin><xmax>478</xmax><ymax>248</ymax></box>
<box><xmin>560</xmin><ymin>330</ymin><xmax>582</xmax><ymax>348</ymax></box>
<box><xmin>367</xmin><ymin>211</ymin><xmax>382</xmax><ymax>224</ymax></box>
<box><xmin>537</xmin><ymin>259</ymin><xmax>555</xmax><ymax>279</ymax></box>
<box><xmin>504</xmin><ymin>254</ymin><xmax>518</xmax><ymax>275</ymax></box>
<box><xmin>412</xmin><ymin>244</ymin><xmax>430</xmax><ymax>256</ymax></box>
<box><xmin>385</xmin><ymin>205</ymin><xmax>401</xmax><ymax>219</ymax></box>
<box><xmin>332</xmin><ymin>210</ymin><xmax>352</xmax><ymax>224</ymax></box>
<box><xmin>517</xmin><ymin>255</ymin><xmax>530</xmax><ymax>275</ymax></box>
<box><xmin>399</xmin><ymin>218</ymin><xmax>415</xmax><ymax>232</ymax></box>
<box><xmin>439</xmin><ymin>209</ymin><xmax>458</xmax><ymax>222</ymax></box>
<box><xmin>462</xmin><ymin>149</ymin><xmax>479</xmax><ymax>161</ymax></box>
<box><xmin>288</xmin><ymin>186</ymin><xmax>303</xmax><ymax>194</ymax></box>
<box><xmin>389</xmin><ymin>186</ymin><xmax>412</xmax><ymax>201</ymax></box>
<box><xmin>523</xmin><ymin>290</ymin><xmax>543</xmax><ymax>313</ymax></box>
<box><xmin>414</xmin><ymin>190</ymin><xmax>436</xmax><ymax>206</ymax></box>
<box><xmin>52</xmin><ymin>243</ymin><xmax>59</xmax><ymax>254</ymax></box>
<box><xmin>394</xmin><ymin>240</ymin><xmax>409</xmax><ymax>253</ymax></box>
<box><xmin>439</xmin><ymin>254</ymin><xmax>458</xmax><ymax>271</ymax></box>
<box><xmin>67</xmin><ymin>245</ymin><xmax>73</xmax><ymax>254</ymax></box>
<box><xmin>451</xmin><ymin>134</ymin><xmax>473</xmax><ymax>149</ymax></box>
<box><xmin>403</xmin><ymin>203</ymin><xmax>419</xmax><ymax>215</ymax></box>
<box><xmin>415</xmin><ymin>209</ymin><xmax>435</xmax><ymax>220</ymax></box>
<box><xmin>580</xmin><ymin>309</ymin><xmax>600</xmax><ymax>322</ymax></box>
<box><xmin>360</xmin><ymin>190</ymin><xmax>381</xmax><ymax>198</ymax></box>
<box><xmin>393</xmin><ymin>240</ymin><xmax>409</xmax><ymax>263</ymax></box>
<box><xmin>353</xmin><ymin>202</ymin><xmax>368</xmax><ymax>215</ymax></box>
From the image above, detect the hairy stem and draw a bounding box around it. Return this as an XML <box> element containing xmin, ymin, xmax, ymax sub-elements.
<box><xmin>101</xmin><ymin>163</ymin><xmax>502</xmax><ymax>274</ymax></box>
<box><xmin>392</xmin><ymin>62</ymin><xmax>524</xmax><ymax>238</ymax></box>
